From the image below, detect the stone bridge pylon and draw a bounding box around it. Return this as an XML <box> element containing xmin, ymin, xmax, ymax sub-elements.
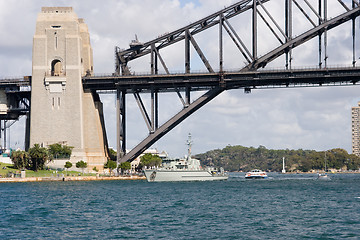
<box><xmin>30</xmin><ymin>7</ymin><xmax>108</xmax><ymax>171</ymax></box>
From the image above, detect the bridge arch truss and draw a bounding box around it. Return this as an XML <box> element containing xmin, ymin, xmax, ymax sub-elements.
<box><xmin>104</xmin><ymin>0</ymin><xmax>360</xmax><ymax>162</ymax></box>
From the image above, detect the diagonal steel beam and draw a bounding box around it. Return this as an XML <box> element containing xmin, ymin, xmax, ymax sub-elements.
<box><xmin>119</xmin><ymin>86</ymin><xmax>225</xmax><ymax>163</ymax></box>
<box><xmin>223</xmin><ymin>16</ymin><xmax>253</xmax><ymax>61</ymax></box>
<box><xmin>258</xmin><ymin>1</ymin><xmax>287</xmax><ymax>40</ymax></box>
<box><xmin>133</xmin><ymin>92</ymin><xmax>153</xmax><ymax>132</ymax></box>
<box><xmin>258</xmin><ymin>11</ymin><xmax>283</xmax><ymax>44</ymax></box>
<box><xmin>292</xmin><ymin>0</ymin><xmax>316</xmax><ymax>27</ymax></box>
<box><xmin>222</xmin><ymin>23</ymin><xmax>252</xmax><ymax>64</ymax></box>
<box><xmin>186</xmin><ymin>30</ymin><xmax>214</xmax><ymax>73</ymax></box>
<box><xmin>153</xmin><ymin>47</ymin><xmax>169</xmax><ymax>74</ymax></box>
<box><xmin>354</xmin><ymin>0</ymin><xmax>359</xmax><ymax>7</ymax></box>
<box><xmin>338</xmin><ymin>0</ymin><xmax>350</xmax><ymax>11</ymax></box>
<box><xmin>303</xmin><ymin>0</ymin><xmax>322</xmax><ymax>20</ymax></box>
<box><xmin>175</xmin><ymin>88</ymin><xmax>187</xmax><ymax>107</ymax></box>
<box><xmin>244</xmin><ymin>6</ymin><xmax>360</xmax><ymax>70</ymax></box>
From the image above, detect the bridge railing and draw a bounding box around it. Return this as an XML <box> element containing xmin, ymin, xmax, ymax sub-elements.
<box><xmin>89</xmin><ymin>64</ymin><xmax>360</xmax><ymax>79</ymax></box>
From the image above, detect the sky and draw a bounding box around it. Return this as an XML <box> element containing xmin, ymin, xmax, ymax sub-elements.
<box><xmin>1</xmin><ymin>0</ymin><xmax>360</xmax><ymax>158</ymax></box>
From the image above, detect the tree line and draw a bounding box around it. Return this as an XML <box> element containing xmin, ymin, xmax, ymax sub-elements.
<box><xmin>11</xmin><ymin>144</ymin><xmax>134</xmax><ymax>174</ymax></box>
<box><xmin>194</xmin><ymin>145</ymin><xmax>360</xmax><ymax>172</ymax></box>
<box><xmin>11</xmin><ymin>143</ymin><xmax>73</xmax><ymax>171</ymax></box>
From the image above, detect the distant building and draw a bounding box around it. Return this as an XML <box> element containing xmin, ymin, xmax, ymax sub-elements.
<box><xmin>352</xmin><ymin>102</ymin><xmax>360</xmax><ymax>156</ymax></box>
<box><xmin>130</xmin><ymin>149</ymin><xmax>168</xmax><ymax>172</ymax></box>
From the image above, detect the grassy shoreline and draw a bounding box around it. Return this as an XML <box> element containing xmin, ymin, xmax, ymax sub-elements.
<box><xmin>0</xmin><ymin>163</ymin><xmax>98</xmax><ymax>178</ymax></box>
<box><xmin>0</xmin><ymin>175</ymin><xmax>146</xmax><ymax>183</ymax></box>
<box><xmin>1</xmin><ymin>163</ymin><xmax>147</xmax><ymax>182</ymax></box>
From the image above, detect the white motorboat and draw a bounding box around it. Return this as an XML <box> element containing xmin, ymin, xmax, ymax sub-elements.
<box><xmin>245</xmin><ymin>169</ymin><xmax>268</xmax><ymax>179</ymax></box>
<box><xmin>317</xmin><ymin>173</ymin><xmax>330</xmax><ymax>180</ymax></box>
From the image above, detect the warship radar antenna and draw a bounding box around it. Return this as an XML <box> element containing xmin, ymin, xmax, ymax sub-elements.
<box><xmin>186</xmin><ymin>133</ymin><xmax>193</xmax><ymax>159</ymax></box>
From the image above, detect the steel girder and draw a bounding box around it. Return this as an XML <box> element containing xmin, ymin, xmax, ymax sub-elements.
<box><xmin>245</xmin><ymin>6</ymin><xmax>360</xmax><ymax>70</ymax></box>
<box><xmin>118</xmin><ymin>86</ymin><xmax>225</xmax><ymax>163</ymax></box>
<box><xmin>115</xmin><ymin>0</ymin><xmax>270</xmax><ymax>75</ymax></box>
<box><xmin>85</xmin><ymin>67</ymin><xmax>360</xmax><ymax>92</ymax></box>
<box><xmin>102</xmin><ymin>66</ymin><xmax>360</xmax><ymax>163</ymax></box>
<box><xmin>110</xmin><ymin>0</ymin><xmax>360</xmax><ymax>162</ymax></box>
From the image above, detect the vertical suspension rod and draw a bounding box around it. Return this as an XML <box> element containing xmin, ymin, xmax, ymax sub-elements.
<box><xmin>116</xmin><ymin>90</ymin><xmax>120</xmax><ymax>161</ymax></box>
<box><xmin>319</xmin><ymin>0</ymin><xmax>322</xmax><ymax>68</ymax></box>
<box><xmin>324</xmin><ymin>0</ymin><xmax>328</xmax><ymax>68</ymax></box>
<box><xmin>252</xmin><ymin>0</ymin><xmax>257</xmax><ymax>59</ymax></box>
<box><xmin>151</xmin><ymin>89</ymin><xmax>155</xmax><ymax>132</ymax></box>
<box><xmin>219</xmin><ymin>13</ymin><xmax>223</xmax><ymax>72</ymax></box>
<box><xmin>285</xmin><ymin>0</ymin><xmax>293</xmax><ymax>69</ymax></box>
<box><xmin>353</xmin><ymin>0</ymin><xmax>356</xmax><ymax>67</ymax></box>
<box><xmin>285</xmin><ymin>0</ymin><xmax>289</xmax><ymax>69</ymax></box>
<box><xmin>4</xmin><ymin>120</ymin><xmax>7</xmax><ymax>150</ymax></box>
<box><xmin>116</xmin><ymin>88</ymin><xmax>126</xmax><ymax>162</ymax></box>
<box><xmin>185</xmin><ymin>30</ymin><xmax>190</xmax><ymax>74</ymax></box>
<box><xmin>186</xmin><ymin>86</ymin><xmax>191</xmax><ymax>106</ymax></box>
<box><xmin>151</xmin><ymin>44</ymin><xmax>155</xmax><ymax>75</ymax></box>
<box><xmin>155</xmin><ymin>48</ymin><xmax>158</xmax><ymax>74</ymax></box>
<box><xmin>155</xmin><ymin>90</ymin><xmax>158</xmax><ymax>129</ymax></box>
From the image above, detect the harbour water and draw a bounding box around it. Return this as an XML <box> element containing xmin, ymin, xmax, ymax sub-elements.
<box><xmin>0</xmin><ymin>173</ymin><xmax>359</xmax><ymax>239</ymax></box>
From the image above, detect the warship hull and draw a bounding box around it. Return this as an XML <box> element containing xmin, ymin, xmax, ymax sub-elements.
<box><xmin>143</xmin><ymin>169</ymin><xmax>228</xmax><ymax>182</ymax></box>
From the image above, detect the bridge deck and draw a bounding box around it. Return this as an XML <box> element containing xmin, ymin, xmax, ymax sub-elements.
<box><xmin>2</xmin><ymin>67</ymin><xmax>360</xmax><ymax>91</ymax></box>
<box><xmin>83</xmin><ymin>67</ymin><xmax>360</xmax><ymax>92</ymax></box>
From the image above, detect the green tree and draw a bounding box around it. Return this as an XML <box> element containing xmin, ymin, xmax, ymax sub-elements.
<box><xmin>104</xmin><ymin>160</ymin><xmax>117</xmax><ymax>176</ymax></box>
<box><xmin>109</xmin><ymin>148</ymin><xmax>117</xmax><ymax>161</ymax></box>
<box><xmin>139</xmin><ymin>153</ymin><xmax>162</xmax><ymax>168</ymax></box>
<box><xmin>76</xmin><ymin>160</ymin><xmax>87</xmax><ymax>174</ymax></box>
<box><xmin>48</xmin><ymin>143</ymin><xmax>73</xmax><ymax>159</ymax></box>
<box><xmin>64</xmin><ymin>161</ymin><xmax>72</xmax><ymax>170</ymax></box>
<box><xmin>28</xmin><ymin>144</ymin><xmax>52</xmax><ymax>171</ymax></box>
<box><xmin>329</xmin><ymin>148</ymin><xmax>348</xmax><ymax>170</ymax></box>
<box><xmin>11</xmin><ymin>150</ymin><xmax>30</xmax><ymax>169</ymax></box>
<box><xmin>118</xmin><ymin>161</ymin><xmax>131</xmax><ymax>175</ymax></box>
<box><xmin>347</xmin><ymin>154</ymin><xmax>360</xmax><ymax>170</ymax></box>
<box><xmin>297</xmin><ymin>158</ymin><xmax>312</xmax><ymax>172</ymax></box>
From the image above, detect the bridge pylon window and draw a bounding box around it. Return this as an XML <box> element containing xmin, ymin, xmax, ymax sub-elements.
<box><xmin>51</xmin><ymin>59</ymin><xmax>62</xmax><ymax>76</ymax></box>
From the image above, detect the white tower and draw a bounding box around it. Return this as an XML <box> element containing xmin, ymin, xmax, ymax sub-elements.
<box><xmin>282</xmin><ymin>157</ymin><xmax>286</xmax><ymax>173</ymax></box>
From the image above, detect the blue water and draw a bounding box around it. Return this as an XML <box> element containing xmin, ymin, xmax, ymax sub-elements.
<box><xmin>0</xmin><ymin>173</ymin><xmax>359</xmax><ymax>239</ymax></box>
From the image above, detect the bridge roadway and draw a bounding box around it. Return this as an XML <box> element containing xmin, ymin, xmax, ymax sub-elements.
<box><xmin>83</xmin><ymin>66</ymin><xmax>360</xmax><ymax>92</ymax></box>
<box><xmin>3</xmin><ymin>66</ymin><xmax>360</xmax><ymax>92</ymax></box>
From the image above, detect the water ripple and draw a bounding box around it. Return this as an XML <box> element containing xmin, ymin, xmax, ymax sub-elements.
<box><xmin>0</xmin><ymin>174</ymin><xmax>359</xmax><ymax>239</ymax></box>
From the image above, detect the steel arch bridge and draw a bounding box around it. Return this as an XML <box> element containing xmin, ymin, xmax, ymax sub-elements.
<box><xmin>87</xmin><ymin>0</ymin><xmax>360</xmax><ymax>162</ymax></box>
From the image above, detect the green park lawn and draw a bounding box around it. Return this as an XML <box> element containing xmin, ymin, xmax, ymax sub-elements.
<box><xmin>0</xmin><ymin>162</ymin><xmax>94</xmax><ymax>178</ymax></box>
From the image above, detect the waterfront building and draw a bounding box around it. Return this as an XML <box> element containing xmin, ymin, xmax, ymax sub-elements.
<box><xmin>352</xmin><ymin>102</ymin><xmax>360</xmax><ymax>156</ymax></box>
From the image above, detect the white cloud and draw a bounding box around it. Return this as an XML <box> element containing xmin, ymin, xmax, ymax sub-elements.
<box><xmin>0</xmin><ymin>0</ymin><xmax>359</xmax><ymax>157</ymax></box>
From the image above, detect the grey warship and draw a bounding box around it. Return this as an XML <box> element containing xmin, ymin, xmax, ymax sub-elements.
<box><xmin>143</xmin><ymin>134</ymin><xmax>228</xmax><ymax>182</ymax></box>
